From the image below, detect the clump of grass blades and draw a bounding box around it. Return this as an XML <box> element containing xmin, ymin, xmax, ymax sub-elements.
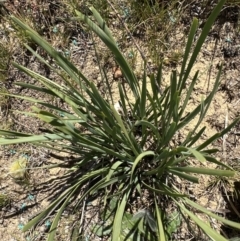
<box><xmin>0</xmin><ymin>0</ymin><xmax>240</xmax><ymax>240</ymax></box>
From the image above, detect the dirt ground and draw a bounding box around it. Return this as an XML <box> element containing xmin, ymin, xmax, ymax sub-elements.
<box><xmin>0</xmin><ymin>1</ymin><xmax>240</xmax><ymax>241</ymax></box>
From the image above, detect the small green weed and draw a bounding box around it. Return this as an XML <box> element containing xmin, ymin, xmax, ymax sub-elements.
<box><xmin>9</xmin><ymin>157</ymin><xmax>29</xmax><ymax>184</ymax></box>
<box><xmin>0</xmin><ymin>193</ymin><xmax>10</xmax><ymax>208</ymax></box>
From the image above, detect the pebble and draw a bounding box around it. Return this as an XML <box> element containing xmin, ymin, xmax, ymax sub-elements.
<box><xmin>39</xmin><ymin>226</ymin><xmax>46</xmax><ymax>232</ymax></box>
<box><xmin>113</xmin><ymin>68</ymin><xmax>122</xmax><ymax>79</ymax></box>
<box><xmin>85</xmin><ymin>212</ymin><xmax>92</xmax><ymax>219</ymax></box>
<box><xmin>97</xmin><ymin>76</ymin><xmax>102</xmax><ymax>82</ymax></box>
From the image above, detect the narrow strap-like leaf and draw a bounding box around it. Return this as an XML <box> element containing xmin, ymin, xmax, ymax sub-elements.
<box><xmin>74</xmin><ymin>10</ymin><xmax>140</xmax><ymax>100</ymax></box>
<box><xmin>155</xmin><ymin>199</ymin><xmax>166</xmax><ymax>241</ymax></box>
<box><xmin>176</xmin><ymin>201</ymin><xmax>228</xmax><ymax>241</ymax></box>
<box><xmin>171</xmin><ymin>166</ymin><xmax>234</xmax><ymax>177</ymax></box>
<box><xmin>168</xmin><ymin>169</ymin><xmax>199</xmax><ymax>183</ymax></box>
<box><xmin>131</xmin><ymin>151</ymin><xmax>155</xmax><ymax>181</ymax></box>
<box><xmin>112</xmin><ymin>189</ymin><xmax>131</xmax><ymax>240</ymax></box>
<box><xmin>184</xmin><ymin>197</ymin><xmax>240</xmax><ymax>230</ymax></box>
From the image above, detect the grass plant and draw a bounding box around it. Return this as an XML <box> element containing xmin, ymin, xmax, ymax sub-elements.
<box><xmin>0</xmin><ymin>0</ymin><xmax>240</xmax><ymax>240</ymax></box>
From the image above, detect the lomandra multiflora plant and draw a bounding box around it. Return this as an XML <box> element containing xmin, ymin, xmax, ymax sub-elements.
<box><xmin>0</xmin><ymin>0</ymin><xmax>240</xmax><ymax>240</ymax></box>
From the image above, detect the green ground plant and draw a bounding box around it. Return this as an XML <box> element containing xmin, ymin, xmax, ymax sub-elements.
<box><xmin>0</xmin><ymin>0</ymin><xmax>240</xmax><ymax>240</ymax></box>
<box><xmin>0</xmin><ymin>193</ymin><xmax>10</xmax><ymax>208</ymax></box>
<box><xmin>8</xmin><ymin>157</ymin><xmax>29</xmax><ymax>185</ymax></box>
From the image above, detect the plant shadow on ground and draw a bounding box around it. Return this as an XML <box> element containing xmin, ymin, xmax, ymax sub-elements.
<box><xmin>221</xmin><ymin>184</ymin><xmax>240</xmax><ymax>240</ymax></box>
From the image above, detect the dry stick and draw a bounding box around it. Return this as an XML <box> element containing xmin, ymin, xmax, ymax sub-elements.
<box><xmin>222</xmin><ymin>109</ymin><xmax>228</xmax><ymax>161</ymax></box>
<box><xmin>79</xmin><ymin>195</ymin><xmax>87</xmax><ymax>235</ymax></box>
<box><xmin>106</xmin><ymin>0</ymin><xmax>162</xmax><ymax>94</ymax></box>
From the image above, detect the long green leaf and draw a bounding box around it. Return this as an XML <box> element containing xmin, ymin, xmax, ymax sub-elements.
<box><xmin>23</xmin><ymin>180</ymin><xmax>82</xmax><ymax>232</ymax></box>
<box><xmin>179</xmin><ymin>70</ymin><xmax>199</xmax><ymax>118</ymax></box>
<box><xmin>140</xmin><ymin>65</ymin><xmax>147</xmax><ymax>118</ymax></box>
<box><xmin>187</xmin><ymin>147</ymin><xmax>206</xmax><ymax>163</ymax></box>
<box><xmin>178</xmin><ymin>18</ymin><xmax>198</xmax><ymax>91</ymax></box>
<box><xmin>90</xmin><ymin>7</ymin><xmax>116</xmax><ymax>43</ymax></box>
<box><xmin>155</xmin><ymin>199</ymin><xmax>166</xmax><ymax>241</ymax></box>
<box><xmin>11</xmin><ymin>16</ymin><xmax>89</xmax><ymax>86</ymax></box>
<box><xmin>91</xmin><ymin>175</ymin><xmax>128</xmax><ymax>194</ymax></box>
<box><xmin>142</xmin><ymin>181</ymin><xmax>186</xmax><ymax>197</ymax></box>
<box><xmin>74</xmin><ymin>9</ymin><xmax>140</xmax><ymax>99</ymax></box>
<box><xmin>176</xmin><ymin>202</ymin><xmax>228</xmax><ymax>241</ymax></box>
<box><xmin>112</xmin><ymin>189</ymin><xmax>131</xmax><ymax>240</ymax></box>
<box><xmin>135</xmin><ymin>120</ymin><xmax>161</xmax><ymax>142</ymax></box>
<box><xmin>0</xmin><ymin>133</ymin><xmax>66</xmax><ymax>145</ymax></box>
<box><xmin>204</xmin><ymin>155</ymin><xmax>233</xmax><ymax>170</ymax></box>
<box><xmin>15</xmin><ymin>82</ymin><xmax>57</xmax><ymax>96</ymax></box>
<box><xmin>118</xmin><ymin>83</ymin><xmax>128</xmax><ymax>117</ymax></box>
<box><xmin>178</xmin><ymin>0</ymin><xmax>226</xmax><ymax>96</ymax></box>
<box><xmin>131</xmin><ymin>151</ymin><xmax>155</xmax><ymax>181</ymax></box>
<box><xmin>168</xmin><ymin>169</ymin><xmax>199</xmax><ymax>183</ymax></box>
<box><xmin>185</xmin><ymin>126</ymin><xmax>206</xmax><ymax>147</ymax></box>
<box><xmin>47</xmin><ymin>184</ymin><xmax>80</xmax><ymax>241</ymax></box>
<box><xmin>106</xmin><ymin>161</ymin><xmax>123</xmax><ymax>181</ymax></box>
<box><xmin>12</xmin><ymin>63</ymin><xmax>86</xmax><ymax>110</ymax></box>
<box><xmin>22</xmin><ymin>43</ymin><xmax>80</xmax><ymax>95</ymax></box>
<box><xmin>184</xmin><ymin>197</ymin><xmax>240</xmax><ymax>229</ymax></box>
<box><xmin>197</xmin><ymin>117</ymin><xmax>240</xmax><ymax>151</ymax></box>
<box><xmin>161</xmin><ymin>122</ymin><xmax>176</xmax><ymax>147</ymax></box>
<box><xmin>111</xmin><ymin>105</ymin><xmax>139</xmax><ymax>156</ymax></box>
<box><xmin>171</xmin><ymin>166</ymin><xmax>234</xmax><ymax>177</ymax></box>
<box><xmin>0</xmin><ymin>130</ymin><xmax>31</xmax><ymax>137</ymax></box>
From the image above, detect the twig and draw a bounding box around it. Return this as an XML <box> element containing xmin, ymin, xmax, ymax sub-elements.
<box><xmin>79</xmin><ymin>195</ymin><xmax>87</xmax><ymax>235</ymax></box>
<box><xmin>222</xmin><ymin>109</ymin><xmax>228</xmax><ymax>161</ymax></box>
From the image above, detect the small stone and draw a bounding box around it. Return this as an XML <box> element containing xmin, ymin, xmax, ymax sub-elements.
<box><xmin>85</xmin><ymin>212</ymin><xmax>92</xmax><ymax>219</ymax></box>
<box><xmin>113</xmin><ymin>68</ymin><xmax>122</xmax><ymax>79</ymax></box>
<box><xmin>97</xmin><ymin>76</ymin><xmax>102</xmax><ymax>82</ymax></box>
<box><xmin>65</xmin><ymin>225</ymin><xmax>70</xmax><ymax>233</ymax></box>
<box><xmin>39</xmin><ymin>226</ymin><xmax>45</xmax><ymax>232</ymax></box>
<box><xmin>91</xmin><ymin>198</ymin><xmax>98</xmax><ymax>206</ymax></box>
<box><xmin>49</xmin><ymin>167</ymin><xmax>61</xmax><ymax>176</ymax></box>
<box><xmin>41</xmin><ymin>199</ymin><xmax>50</xmax><ymax>208</ymax></box>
